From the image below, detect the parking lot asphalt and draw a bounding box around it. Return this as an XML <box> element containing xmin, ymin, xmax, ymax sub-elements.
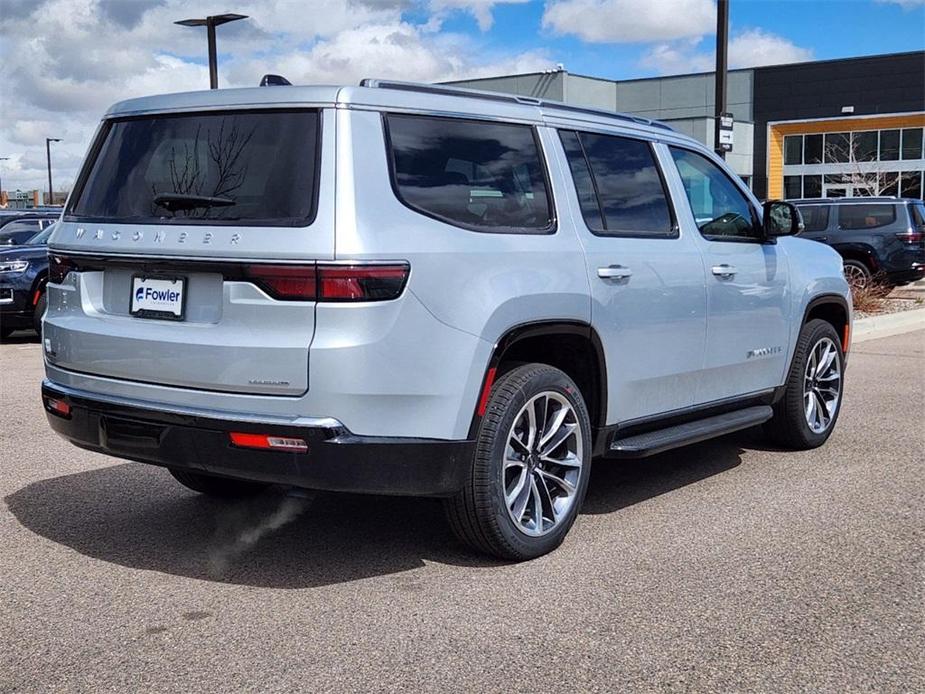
<box><xmin>1</xmin><ymin>330</ymin><xmax>923</xmax><ymax>692</ymax></box>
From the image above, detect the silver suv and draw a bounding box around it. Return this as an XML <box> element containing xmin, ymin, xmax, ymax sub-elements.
<box><xmin>42</xmin><ymin>81</ymin><xmax>852</xmax><ymax>560</ymax></box>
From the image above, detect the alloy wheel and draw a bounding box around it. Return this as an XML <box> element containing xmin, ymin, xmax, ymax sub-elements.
<box><xmin>843</xmin><ymin>263</ymin><xmax>869</xmax><ymax>289</ymax></box>
<box><xmin>803</xmin><ymin>337</ymin><xmax>842</xmax><ymax>434</ymax></box>
<box><xmin>503</xmin><ymin>391</ymin><xmax>583</xmax><ymax>537</ymax></box>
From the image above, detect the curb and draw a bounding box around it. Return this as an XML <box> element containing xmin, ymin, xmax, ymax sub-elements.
<box><xmin>853</xmin><ymin>307</ymin><xmax>925</xmax><ymax>344</ymax></box>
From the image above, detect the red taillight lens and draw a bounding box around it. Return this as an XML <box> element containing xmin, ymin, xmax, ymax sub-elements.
<box><xmin>229</xmin><ymin>432</ymin><xmax>308</xmax><ymax>453</ymax></box>
<box><xmin>246</xmin><ymin>265</ymin><xmax>317</xmax><ymax>300</ymax></box>
<box><xmin>49</xmin><ymin>254</ymin><xmax>76</xmax><ymax>284</ymax></box>
<box><xmin>896</xmin><ymin>231</ymin><xmax>924</xmax><ymax>243</ymax></box>
<box><xmin>317</xmin><ymin>264</ymin><xmax>409</xmax><ymax>301</ymax></box>
<box><xmin>245</xmin><ymin>263</ymin><xmax>409</xmax><ymax>302</ymax></box>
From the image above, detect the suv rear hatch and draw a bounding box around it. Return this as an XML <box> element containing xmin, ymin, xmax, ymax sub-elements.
<box><xmin>45</xmin><ymin>106</ymin><xmax>330</xmax><ymax>396</ymax></box>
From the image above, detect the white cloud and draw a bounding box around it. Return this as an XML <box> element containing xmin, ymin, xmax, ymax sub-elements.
<box><xmin>641</xmin><ymin>28</ymin><xmax>814</xmax><ymax>75</ymax></box>
<box><xmin>0</xmin><ymin>0</ymin><xmax>551</xmax><ymax>194</ymax></box>
<box><xmin>542</xmin><ymin>0</ymin><xmax>715</xmax><ymax>43</ymax></box>
<box><xmin>430</xmin><ymin>0</ymin><xmax>530</xmax><ymax>30</ymax></box>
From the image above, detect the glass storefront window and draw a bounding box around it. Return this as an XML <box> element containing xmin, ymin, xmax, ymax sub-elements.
<box><xmin>900</xmin><ymin>171</ymin><xmax>922</xmax><ymax>199</ymax></box>
<box><xmin>852</xmin><ymin>131</ymin><xmax>878</xmax><ymax>162</ymax></box>
<box><xmin>879</xmin><ymin>130</ymin><xmax>900</xmax><ymax>161</ymax></box>
<box><xmin>784</xmin><ymin>175</ymin><xmax>802</xmax><ymax>198</ymax></box>
<box><xmin>804</xmin><ymin>134</ymin><xmax>823</xmax><ymax>164</ymax></box>
<box><xmin>803</xmin><ymin>175</ymin><xmax>822</xmax><ymax>198</ymax></box>
<box><xmin>901</xmin><ymin>128</ymin><xmax>923</xmax><ymax>160</ymax></box>
<box><xmin>824</xmin><ymin>133</ymin><xmax>850</xmax><ymax>163</ymax></box>
<box><xmin>784</xmin><ymin>135</ymin><xmax>803</xmax><ymax>165</ymax></box>
<box><xmin>879</xmin><ymin>172</ymin><xmax>900</xmax><ymax>197</ymax></box>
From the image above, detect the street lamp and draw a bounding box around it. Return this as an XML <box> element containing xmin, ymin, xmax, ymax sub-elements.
<box><xmin>175</xmin><ymin>13</ymin><xmax>248</xmax><ymax>89</ymax></box>
<box><xmin>46</xmin><ymin>138</ymin><xmax>61</xmax><ymax>206</ymax></box>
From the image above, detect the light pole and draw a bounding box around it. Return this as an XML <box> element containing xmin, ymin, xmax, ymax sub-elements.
<box><xmin>46</xmin><ymin>138</ymin><xmax>61</xmax><ymax>206</ymax></box>
<box><xmin>175</xmin><ymin>13</ymin><xmax>248</xmax><ymax>89</ymax></box>
<box><xmin>714</xmin><ymin>0</ymin><xmax>730</xmax><ymax>160</ymax></box>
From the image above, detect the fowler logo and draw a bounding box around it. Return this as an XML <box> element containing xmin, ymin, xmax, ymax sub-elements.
<box><xmin>137</xmin><ymin>286</ymin><xmax>180</xmax><ymax>303</ymax></box>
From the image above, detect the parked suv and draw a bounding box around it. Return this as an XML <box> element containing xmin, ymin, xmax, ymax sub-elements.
<box><xmin>42</xmin><ymin>81</ymin><xmax>851</xmax><ymax>560</ymax></box>
<box><xmin>790</xmin><ymin>197</ymin><xmax>925</xmax><ymax>288</ymax></box>
<box><xmin>0</xmin><ymin>222</ymin><xmax>56</xmax><ymax>337</ymax></box>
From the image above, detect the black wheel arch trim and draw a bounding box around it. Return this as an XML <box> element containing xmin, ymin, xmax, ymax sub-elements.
<box><xmin>466</xmin><ymin>320</ymin><xmax>608</xmax><ymax>440</ymax></box>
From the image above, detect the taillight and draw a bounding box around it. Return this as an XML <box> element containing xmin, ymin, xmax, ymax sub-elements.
<box><xmin>896</xmin><ymin>230</ymin><xmax>924</xmax><ymax>243</ymax></box>
<box><xmin>229</xmin><ymin>432</ymin><xmax>308</xmax><ymax>453</ymax></box>
<box><xmin>245</xmin><ymin>263</ymin><xmax>409</xmax><ymax>302</ymax></box>
<box><xmin>246</xmin><ymin>265</ymin><xmax>317</xmax><ymax>300</ymax></box>
<box><xmin>49</xmin><ymin>254</ymin><xmax>76</xmax><ymax>283</ymax></box>
<box><xmin>317</xmin><ymin>264</ymin><xmax>409</xmax><ymax>301</ymax></box>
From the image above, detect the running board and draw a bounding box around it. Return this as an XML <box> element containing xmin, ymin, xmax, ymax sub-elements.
<box><xmin>607</xmin><ymin>405</ymin><xmax>773</xmax><ymax>458</ymax></box>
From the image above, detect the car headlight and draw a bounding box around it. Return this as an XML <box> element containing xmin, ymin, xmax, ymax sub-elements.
<box><xmin>0</xmin><ymin>260</ymin><xmax>29</xmax><ymax>274</ymax></box>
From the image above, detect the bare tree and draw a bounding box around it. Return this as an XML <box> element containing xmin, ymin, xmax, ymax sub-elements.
<box><xmin>823</xmin><ymin>135</ymin><xmax>901</xmax><ymax>197</ymax></box>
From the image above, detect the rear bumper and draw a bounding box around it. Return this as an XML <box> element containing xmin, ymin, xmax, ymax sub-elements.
<box><xmin>885</xmin><ymin>263</ymin><xmax>925</xmax><ymax>286</ymax></box>
<box><xmin>42</xmin><ymin>381</ymin><xmax>473</xmax><ymax>497</ymax></box>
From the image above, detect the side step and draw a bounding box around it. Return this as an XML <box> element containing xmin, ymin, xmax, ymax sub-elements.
<box><xmin>607</xmin><ymin>405</ymin><xmax>773</xmax><ymax>458</ymax></box>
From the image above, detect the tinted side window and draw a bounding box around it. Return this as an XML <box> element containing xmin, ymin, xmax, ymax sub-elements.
<box><xmin>386</xmin><ymin>114</ymin><xmax>553</xmax><ymax>234</ymax></box>
<box><xmin>668</xmin><ymin>147</ymin><xmax>760</xmax><ymax>240</ymax></box>
<box><xmin>911</xmin><ymin>202</ymin><xmax>925</xmax><ymax>227</ymax></box>
<box><xmin>838</xmin><ymin>204</ymin><xmax>897</xmax><ymax>230</ymax></box>
<box><xmin>0</xmin><ymin>220</ymin><xmax>42</xmax><ymax>244</ymax></box>
<box><xmin>558</xmin><ymin>131</ymin><xmax>605</xmax><ymax>231</ymax></box>
<box><xmin>797</xmin><ymin>205</ymin><xmax>830</xmax><ymax>233</ymax></box>
<box><xmin>559</xmin><ymin>130</ymin><xmax>674</xmax><ymax>237</ymax></box>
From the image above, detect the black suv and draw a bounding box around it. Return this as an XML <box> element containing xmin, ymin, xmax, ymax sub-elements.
<box><xmin>790</xmin><ymin>197</ymin><xmax>925</xmax><ymax>288</ymax></box>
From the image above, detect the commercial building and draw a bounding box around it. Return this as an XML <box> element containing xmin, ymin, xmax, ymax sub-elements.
<box><xmin>445</xmin><ymin>51</ymin><xmax>925</xmax><ymax>201</ymax></box>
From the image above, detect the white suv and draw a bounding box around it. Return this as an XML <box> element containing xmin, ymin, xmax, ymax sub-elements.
<box><xmin>42</xmin><ymin>80</ymin><xmax>851</xmax><ymax>560</ymax></box>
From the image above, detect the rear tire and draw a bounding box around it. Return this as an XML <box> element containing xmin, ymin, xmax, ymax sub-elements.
<box><xmin>765</xmin><ymin>319</ymin><xmax>844</xmax><ymax>450</ymax></box>
<box><xmin>32</xmin><ymin>292</ymin><xmax>46</xmax><ymax>335</ymax></box>
<box><xmin>842</xmin><ymin>259</ymin><xmax>871</xmax><ymax>289</ymax></box>
<box><xmin>169</xmin><ymin>468</ymin><xmax>267</xmax><ymax>498</ymax></box>
<box><xmin>445</xmin><ymin>364</ymin><xmax>592</xmax><ymax>561</ymax></box>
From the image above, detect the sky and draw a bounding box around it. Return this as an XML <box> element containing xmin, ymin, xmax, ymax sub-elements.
<box><xmin>0</xmin><ymin>0</ymin><xmax>923</xmax><ymax>194</ymax></box>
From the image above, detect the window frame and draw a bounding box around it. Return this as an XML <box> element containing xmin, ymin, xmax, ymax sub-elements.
<box><xmin>667</xmin><ymin>144</ymin><xmax>764</xmax><ymax>244</ymax></box>
<box><xmin>382</xmin><ymin>112</ymin><xmax>557</xmax><ymax>236</ymax></box>
<box><xmin>63</xmin><ymin>108</ymin><xmax>323</xmax><ymax>228</ymax></box>
<box><xmin>557</xmin><ymin>128</ymin><xmax>679</xmax><ymax>240</ymax></box>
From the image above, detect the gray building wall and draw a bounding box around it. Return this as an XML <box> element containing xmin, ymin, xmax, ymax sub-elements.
<box><xmin>445</xmin><ymin>69</ymin><xmax>756</xmax><ymax>180</ymax></box>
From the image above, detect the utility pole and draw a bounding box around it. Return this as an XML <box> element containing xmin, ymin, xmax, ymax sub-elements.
<box><xmin>46</xmin><ymin>138</ymin><xmax>61</xmax><ymax>206</ymax></box>
<box><xmin>175</xmin><ymin>14</ymin><xmax>248</xmax><ymax>89</ymax></box>
<box><xmin>714</xmin><ymin>0</ymin><xmax>730</xmax><ymax>160</ymax></box>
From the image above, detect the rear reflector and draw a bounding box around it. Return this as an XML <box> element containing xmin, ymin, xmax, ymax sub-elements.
<box><xmin>477</xmin><ymin>367</ymin><xmax>498</xmax><ymax>417</ymax></box>
<box><xmin>245</xmin><ymin>263</ymin><xmax>409</xmax><ymax>302</ymax></box>
<box><xmin>229</xmin><ymin>432</ymin><xmax>308</xmax><ymax>453</ymax></box>
<box><xmin>44</xmin><ymin>397</ymin><xmax>72</xmax><ymax>418</ymax></box>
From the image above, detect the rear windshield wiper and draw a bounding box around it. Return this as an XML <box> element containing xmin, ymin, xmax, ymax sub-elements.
<box><xmin>152</xmin><ymin>193</ymin><xmax>235</xmax><ymax>213</ymax></box>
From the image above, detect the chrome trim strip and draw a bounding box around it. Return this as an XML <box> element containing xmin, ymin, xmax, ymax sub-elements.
<box><xmin>42</xmin><ymin>379</ymin><xmax>344</xmax><ymax>430</ymax></box>
<box><xmin>46</xmin><ymin>249</ymin><xmax>407</xmax><ymax>266</ymax></box>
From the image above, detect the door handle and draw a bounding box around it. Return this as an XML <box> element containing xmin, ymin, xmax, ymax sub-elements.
<box><xmin>598</xmin><ymin>265</ymin><xmax>633</xmax><ymax>280</ymax></box>
<box><xmin>711</xmin><ymin>264</ymin><xmax>737</xmax><ymax>278</ymax></box>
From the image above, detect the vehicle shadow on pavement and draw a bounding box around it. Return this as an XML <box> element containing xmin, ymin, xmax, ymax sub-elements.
<box><xmin>6</xmin><ymin>434</ymin><xmax>750</xmax><ymax>588</ymax></box>
<box><xmin>0</xmin><ymin>331</ymin><xmax>40</xmax><ymax>344</ymax></box>
<box><xmin>582</xmin><ymin>435</ymin><xmax>746</xmax><ymax>514</ymax></box>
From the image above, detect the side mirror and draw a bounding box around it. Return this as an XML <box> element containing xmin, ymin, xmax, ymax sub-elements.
<box><xmin>763</xmin><ymin>200</ymin><xmax>804</xmax><ymax>238</ymax></box>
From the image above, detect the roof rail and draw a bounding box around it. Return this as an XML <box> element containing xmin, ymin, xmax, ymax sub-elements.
<box><xmin>359</xmin><ymin>78</ymin><xmax>673</xmax><ymax>131</ymax></box>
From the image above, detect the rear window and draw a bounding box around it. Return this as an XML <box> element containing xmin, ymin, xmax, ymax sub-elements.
<box><xmin>68</xmin><ymin>110</ymin><xmax>320</xmax><ymax>226</ymax></box>
<box><xmin>837</xmin><ymin>204</ymin><xmax>897</xmax><ymax>230</ymax></box>
<box><xmin>385</xmin><ymin>114</ymin><xmax>553</xmax><ymax>234</ymax></box>
<box><xmin>797</xmin><ymin>205</ymin><xmax>830</xmax><ymax>232</ymax></box>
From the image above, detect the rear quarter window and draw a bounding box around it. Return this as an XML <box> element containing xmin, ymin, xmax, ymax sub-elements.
<box><xmin>67</xmin><ymin>109</ymin><xmax>320</xmax><ymax>226</ymax></box>
<box><xmin>385</xmin><ymin>114</ymin><xmax>554</xmax><ymax>234</ymax></box>
<box><xmin>796</xmin><ymin>205</ymin><xmax>830</xmax><ymax>232</ymax></box>
<box><xmin>837</xmin><ymin>204</ymin><xmax>897</xmax><ymax>231</ymax></box>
